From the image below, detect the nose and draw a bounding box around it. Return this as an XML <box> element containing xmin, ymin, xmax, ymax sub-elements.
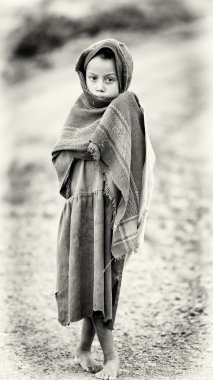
<box><xmin>96</xmin><ymin>79</ymin><xmax>105</xmax><ymax>92</ymax></box>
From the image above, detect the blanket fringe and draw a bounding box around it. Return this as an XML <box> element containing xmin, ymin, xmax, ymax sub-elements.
<box><xmin>103</xmin><ymin>254</ymin><xmax>127</xmax><ymax>273</ymax></box>
<box><xmin>103</xmin><ymin>177</ymin><xmax>117</xmax><ymax>228</ymax></box>
<box><xmin>87</xmin><ymin>143</ymin><xmax>138</xmax><ymax>263</ymax></box>
<box><xmin>103</xmin><ymin>257</ymin><xmax>115</xmax><ymax>273</ymax></box>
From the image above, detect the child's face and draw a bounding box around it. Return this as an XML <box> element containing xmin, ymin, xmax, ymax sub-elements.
<box><xmin>86</xmin><ymin>55</ymin><xmax>119</xmax><ymax>98</ymax></box>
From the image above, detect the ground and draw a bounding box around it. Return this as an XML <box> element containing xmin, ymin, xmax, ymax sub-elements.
<box><xmin>1</xmin><ymin>1</ymin><xmax>213</xmax><ymax>379</ymax></box>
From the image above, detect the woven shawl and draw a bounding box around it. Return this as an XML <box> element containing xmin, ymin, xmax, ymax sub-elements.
<box><xmin>52</xmin><ymin>89</ymin><xmax>146</xmax><ymax>260</ymax></box>
<box><xmin>51</xmin><ymin>38</ymin><xmax>148</xmax><ymax>260</ymax></box>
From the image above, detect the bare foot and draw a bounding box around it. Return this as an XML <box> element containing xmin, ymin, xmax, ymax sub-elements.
<box><xmin>74</xmin><ymin>350</ymin><xmax>102</xmax><ymax>373</ymax></box>
<box><xmin>95</xmin><ymin>354</ymin><xmax>120</xmax><ymax>379</ymax></box>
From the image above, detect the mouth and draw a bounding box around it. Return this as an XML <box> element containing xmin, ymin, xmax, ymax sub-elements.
<box><xmin>95</xmin><ymin>93</ymin><xmax>108</xmax><ymax>98</ymax></box>
<box><xmin>87</xmin><ymin>89</ymin><xmax>113</xmax><ymax>100</ymax></box>
<box><xmin>95</xmin><ymin>92</ymin><xmax>106</xmax><ymax>96</ymax></box>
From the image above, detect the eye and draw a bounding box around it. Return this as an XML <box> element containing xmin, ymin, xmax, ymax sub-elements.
<box><xmin>89</xmin><ymin>75</ymin><xmax>97</xmax><ymax>81</ymax></box>
<box><xmin>105</xmin><ymin>77</ymin><xmax>116</xmax><ymax>84</ymax></box>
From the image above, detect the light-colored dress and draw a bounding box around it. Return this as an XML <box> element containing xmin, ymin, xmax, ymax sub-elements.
<box><xmin>55</xmin><ymin>158</ymin><xmax>124</xmax><ymax>329</ymax></box>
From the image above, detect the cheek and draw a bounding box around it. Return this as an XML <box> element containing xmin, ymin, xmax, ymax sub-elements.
<box><xmin>86</xmin><ymin>75</ymin><xmax>92</xmax><ymax>86</ymax></box>
<box><xmin>112</xmin><ymin>82</ymin><xmax>119</xmax><ymax>95</ymax></box>
<box><xmin>86</xmin><ymin>79</ymin><xmax>93</xmax><ymax>91</ymax></box>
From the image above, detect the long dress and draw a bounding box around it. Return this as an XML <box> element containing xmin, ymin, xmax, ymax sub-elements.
<box><xmin>55</xmin><ymin>157</ymin><xmax>124</xmax><ymax>330</ymax></box>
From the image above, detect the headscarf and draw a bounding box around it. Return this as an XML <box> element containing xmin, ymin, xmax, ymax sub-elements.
<box><xmin>75</xmin><ymin>38</ymin><xmax>133</xmax><ymax>107</ymax></box>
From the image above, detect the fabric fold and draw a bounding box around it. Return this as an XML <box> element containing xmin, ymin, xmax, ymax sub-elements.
<box><xmin>51</xmin><ymin>38</ymin><xmax>155</xmax><ymax>261</ymax></box>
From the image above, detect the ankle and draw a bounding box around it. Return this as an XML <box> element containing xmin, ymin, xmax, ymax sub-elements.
<box><xmin>77</xmin><ymin>344</ymin><xmax>92</xmax><ymax>353</ymax></box>
<box><xmin>104</xmin><ymin>350</ymin><xmax>119</xmax><ymax>362</ymax></box>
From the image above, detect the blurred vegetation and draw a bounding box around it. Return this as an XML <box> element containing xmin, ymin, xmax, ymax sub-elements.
<box><xmin>10</xmin><ymin>2</ymin><xmax>196</xmax><ymax>59</ymax></box>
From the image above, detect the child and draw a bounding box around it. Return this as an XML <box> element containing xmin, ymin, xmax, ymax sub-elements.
<box><xmin>51</xmin><ymin>38</ymin><xmax>155</xmax><ymax>379</ymax></box>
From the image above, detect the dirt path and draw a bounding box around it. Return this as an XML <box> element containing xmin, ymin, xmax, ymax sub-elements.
<box><xmin>1</xmin><ymin>3</ymin><xmax>213</xmax><ymax>380</ymax></box>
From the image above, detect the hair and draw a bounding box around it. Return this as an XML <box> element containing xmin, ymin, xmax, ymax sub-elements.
<box><xmin>94</xmin><ymin>47</ymin><xmax>115</xmax><ymax>60</ymax></box>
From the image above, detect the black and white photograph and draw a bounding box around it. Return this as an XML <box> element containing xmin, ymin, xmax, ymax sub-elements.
<box><xmin>1</xmin><ymin>0</ymin><xmax>213</xmax><ymax>379</ymax></box>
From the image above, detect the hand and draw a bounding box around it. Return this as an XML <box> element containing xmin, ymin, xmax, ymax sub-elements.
<box><xmin>87</xmin><ymin>141</ymin><xmax>101</xmax><ymax>160</ymax></box>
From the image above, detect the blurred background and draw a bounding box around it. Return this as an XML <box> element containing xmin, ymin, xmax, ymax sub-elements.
<box><xmin>1</xmin><ymin>1</ymin><xmax>213</xmax><ymax>379</ymax></box>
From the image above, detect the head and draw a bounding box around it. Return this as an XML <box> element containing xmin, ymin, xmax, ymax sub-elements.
<box><xmin>85</xmin><ymin>48</ymin><xmax>119</xmax><ymax>98</ymax></box>
<box><xmin>75</xmin><ymin>38</ymin><xmax>133</xmax><ymax>106</ymax></box>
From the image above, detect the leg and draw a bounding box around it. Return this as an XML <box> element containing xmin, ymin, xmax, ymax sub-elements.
<box><xmin>92</xmin><ymin>317</ymin><xmax>120</xmax><ymax>379</ymax></box>
<box><xmin>75</xmin><ymin>317</ymin><xmax>102</xmax><ymax>373</ymax></box>
<box><xmin>78</xmin><ymin>316</ymin><xmax>96</xmax><ymax>351</ymax></box>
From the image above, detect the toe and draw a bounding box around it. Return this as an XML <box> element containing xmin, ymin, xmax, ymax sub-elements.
<box><xmin>92</xmin><ymin>365</ymin><xmax>100</xmax><ymax>373</ymax></box>
<box><xmin>89</xmin><ymin>362</ymin><xmax>102</xmax><ymax>373</ymax></box>
<box><xmin>88</xmin><ymin>366</ymin><xmax>95</xmax><ymax>373</ymax></box>
<box><xmin>109</xmin><ymin>370</ymin><xmax>119</xmax><ymax>379</ymax></box>
<box><xmin>83</xmin><ymin>365</ymin><xmax>90</xmax><ymax>372</ymax></box>
<box><xmin>73</xmin><ymin>356</ymin><xmax>79</xmax><ymax>365</ymax></box>
<box><xmin>95</xmin><ymin>370</ymin><xmax>104</xmax><ymax>379</ymax></box>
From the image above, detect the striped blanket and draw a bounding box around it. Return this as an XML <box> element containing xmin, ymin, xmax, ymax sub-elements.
<box><xmin>52</xmin><ymin>90</ymin><xmax>146</xmax><ymax>260</ymax></box>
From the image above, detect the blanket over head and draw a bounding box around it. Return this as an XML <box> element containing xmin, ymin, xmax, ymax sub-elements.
<box><xmin>51</xmin><ymin>38</ymin><xmax>155</xmax><ymax>260</ymax></box>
